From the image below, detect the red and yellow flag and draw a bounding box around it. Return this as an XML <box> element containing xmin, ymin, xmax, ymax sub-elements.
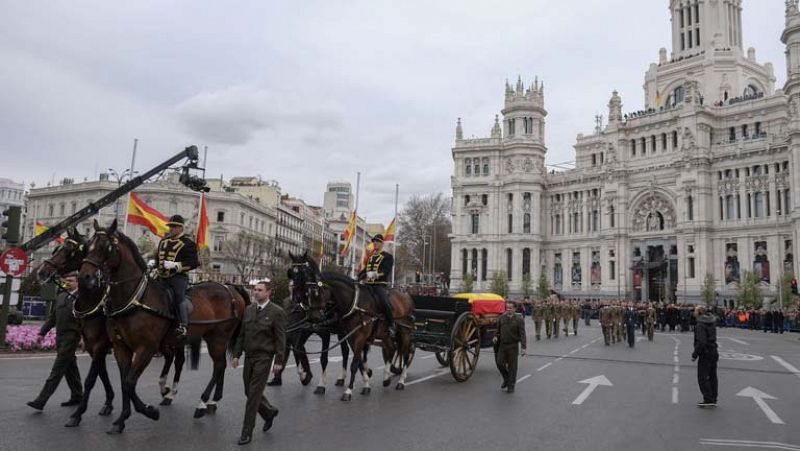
<box><xmin>127</xmin><ymin>193</ymin><xmax>169</xmax><ymax>238</ymax></box>
<box><xmin>196</xmin><ymin>193</ymin><xmax>209</xmax><ymax>250</ymax></box>
<box><xmin>356</xmin><ymin>241</ymin><xmax>376</xmax><ymax>273</ymax></box>
<box><xmin>35</xmin><ymin>221</ymin><xmax>65</xmax><ymax>244</ymax></box>
<box><xmin>340</xmin><ymin>210</ymin><xmax>357</xmax><ymax>256</ymax></box>
<box><xmin>383</xmin><ymin>218</ymin><xmax>396</xmax><ymax>242</ymax></box>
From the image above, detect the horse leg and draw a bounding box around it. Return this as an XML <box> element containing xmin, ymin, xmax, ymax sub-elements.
<box><xmin>359</xmin><ymin>342</ymin><xmax>371</xmax><ymax>396</ymax></box>
<box><xmin>65</xmin><ymin>354</ymin><xmax>101</xmax><ymax>427</ymax></box>
<box><xmin>123</xmin><ymin>346</ymin><xmax>160</xmax><ymax>422</ymax></box>
<box><xmin>96</xmin><ymin>347</ymin><xmax>115</xmax><ymax>416</ymax></box>
<box><xmin>342</xmin><ymin>336</ymin><xmax>367</xmax><ymax>401</ymax></box>
<box><xmin>382</xmin><ymin>345</ymin><xmax>394</xmax><ymax>388</ymax></box>
<box><xmin>158</xmin><ymin>349</ymin><xmax>174</xmax><ymax>398</ymax></box>
<box><xmin>195</xmin><ymin>339</ymin><xmax>222</xmax><ymax>418</ymax></box>
<box><xmin>396</xmin><ymin>329</ymin><xmax>412</xmax><ymax>390</ymax></box>
<box><xmin>336</xmin><ymin>339</ymin><xmax>349</xmax><ymax>386</ymax></box>
<box><xmin>314</xmin><ymin>333</ymin><xmax>329</xmax><ymax>395</ymax></box>
<box><xmin>297</xmin><ymin>331</ymin><xmax>313</xmax><ymax>385</ymax></box>
<box><xmin>108</xmin><ymin>344</ymin><xmax>133</xmax><ymax>435</ymax></box>
<box><xmin>164</xmin><ymin>344</ymin><xmax>186</xmax><ymax>406</ymax></box>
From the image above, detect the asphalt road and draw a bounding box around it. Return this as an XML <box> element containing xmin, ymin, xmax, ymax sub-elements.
<box><xmin>1</xmin><ymin>322</ymin><xmax>799</xmax><ymax>451</ymax></box>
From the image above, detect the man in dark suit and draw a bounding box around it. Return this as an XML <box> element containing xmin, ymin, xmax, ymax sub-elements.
<box><xmin>27</xmin><ymin>272</ymin><xmax>83</xmax><ymax>410</ymax></box>
<box><xmin>231</xmin><ymin>280</ymin><xmax>287</xmax><ymax>445</ymax></box>
<box><xmin>493</xmin><ymin>300</ymin><xmax>527</xmax><ymax>393</ymax></box>
<box><xmin>692</xmin><ymin>306</ymin><xmax>719</xmax><ymax>407</ymax></box>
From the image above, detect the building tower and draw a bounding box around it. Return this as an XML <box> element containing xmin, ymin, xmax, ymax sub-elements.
<box><xmin>670</xmin><ymin>0</ymin><xmax>743</xmax><ymax>59</ymax></box>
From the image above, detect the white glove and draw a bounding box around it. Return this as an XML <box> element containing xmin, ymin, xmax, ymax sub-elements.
<box><xmin>147</xmin><ymin>260</ymin><xmax>156</xmax><ymax>269</ymax></box>
<box><xmin>163</xmin><ymin>261</ymin><xmax>180</xmax><ymax>271</ymax></box>
<box><xmin>366</xmin><ymin>271</ymin><xmax>377</xmax><ymax>279</ymax></box>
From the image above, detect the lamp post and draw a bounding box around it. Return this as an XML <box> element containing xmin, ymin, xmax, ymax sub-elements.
<box><xmin>107</xmin><ymin>168</ymin><xmax>133</xmax><ymax>223</ymax></box>
<box><xmin>777</xmin><ymin>208</ymin><xmax>782</xmax><ymax>310</ymax></box>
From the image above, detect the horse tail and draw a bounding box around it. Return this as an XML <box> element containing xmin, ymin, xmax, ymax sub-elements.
<box><xmin>226</xmin><ymin>284</ymin><xmax>250</xmax><ymax>358</ymax></box>
<box><xmin>189</xmin><ymin>340</ymin><xmax>201</xmax><ymax>370</ymax></box>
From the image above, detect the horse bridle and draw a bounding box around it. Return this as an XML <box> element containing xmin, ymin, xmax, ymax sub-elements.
<box><xmin>291</xmin><ymin>261</ymin><xmax>338</xmax><ymax>324</ymax></box>
<box><xmin>40</xmin><ymin>238</ymin><xmax>85</xmax><ymax>283</ymax></box>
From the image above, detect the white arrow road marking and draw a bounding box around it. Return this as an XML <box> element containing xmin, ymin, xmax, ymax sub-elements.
<box><xmin>771</xmin><ymin>355</ymin><xmax>800</xmax><ymax>381</ymax></box>
<box><xmin>572</xmin><ymin>375</ymin><xmax>613</xmax><ymax>405</ymax></box>
<box><xmin>699</xmin><ymin>439</ymin><xmax>800</xmax><ymax>450</ymax></box>
<box><xmin>736</xmin><ymin>387</ymin><xmax>785</xmax><ymax>425</ymax></box>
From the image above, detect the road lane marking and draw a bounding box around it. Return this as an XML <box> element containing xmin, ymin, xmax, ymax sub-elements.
<box><xmin>699</xmin><ymin>439</ymin><xmax>800</xmax><ymax>450</ymax></box>
<box><xmin>722</xmin><ymin>337</ymin><xmax>749</xmax><ymax>346</ymax></box>
<box><xmin>672</xmin><ymin>387</ymin><xmax>678</xmax><ymax>404</ymax></box>
<box><xmin>537</xmin><ymin>362</ymin><xmax>552</xmax><ymax>371</ymax></box>
<box><xmin>421</xmin><ymin>355</ymin><xmax>435</xmax><ymax>360</ymax></box>
<box><xmin>670</xmin><ymin>336</ymin><xmax>680</xmax><ymax>404</ymax></box>
<box><xmin>770</xmin><ymin>355</ymin><xmax>800</xmax><ymax>381</ymax></box>
<box><xmin>673</xmin><ymin>373</ymin><xmax>679</xmax><ymax>384</ymax></box>
<box><xmin>406</xmin><ymin>370</ymin><xmax>449</xmax><ymax>386</ymax></box>
<box><xmin>673</xmin><ymin>356</ymin><xmax>679</xmax><ymax>363</ymax></box>
<box><xmin>736</xmin><ymin>387</ymin><xmax>785</xmax><ymax>425</ymax></box>
<box><xmin>572</xmin><ymin>375</ymin><xmax>612</xmax><ymax>405</ymax></box>
<box><xmin>516</xmin><ymin>374</ymin><xmax>531</xmax><ymax>383</ymax></box>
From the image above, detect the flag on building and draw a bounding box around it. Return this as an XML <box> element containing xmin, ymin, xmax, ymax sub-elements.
<box><xmin>196</xmin><ymin>193</ymin><xmax>209</xmax><ymax>250</ymax></box>
<box><xmin>383</xmin><ymin>218</ymin><xmax>396</xmax><ymax>242</ymax></box>
<box><xmin>340</xmin><ymin>210</ymin><xmax>357</xmax><ymax>256</ymax></box>
<box><xmin>34</xmin><ymin>221</ymin><xmax>65</xmax><ymax>244</ymax></box>
<box><xmin>127</xmin><ymin>193</ymin><xmax>169</xmax><ymax>238</ymax></box>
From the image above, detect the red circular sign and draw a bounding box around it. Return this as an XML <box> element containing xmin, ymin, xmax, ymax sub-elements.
<box><xmin>0</xmin><ymin>247</ymin><xmax>28</xmax><ymax>276</ymax></box>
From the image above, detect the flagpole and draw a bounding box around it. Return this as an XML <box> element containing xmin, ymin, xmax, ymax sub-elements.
<box><xmin>123</xmin><ymin>138</ymin><xmax>138</xmax><ymax>233</ymax></box>
<box><xmin>350</xmin><ymin>172</ymin><xmax>360</xmax><ymax>278</ymax></box>
<box><xmin>391</xmin><ymin>183</ymin><xmax>398</xmax><ymax>286</ymax></box>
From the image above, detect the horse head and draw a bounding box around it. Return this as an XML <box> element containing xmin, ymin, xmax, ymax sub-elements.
<box><xmin>79</xmin><ymin>219</ymin><xmax>124</xmax><ymax>292</ymax></box>
<box><xmin>288</xmin><ymin>251</ymin><xmax>329</xmax><ymax>321</ymax></box>
<box><xmin>35</xmin><ymin>227</ymin><xmax>87</xmax><ymax>283</ymax></box>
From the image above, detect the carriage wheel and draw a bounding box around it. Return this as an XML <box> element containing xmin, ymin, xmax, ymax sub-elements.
<box><xmin>434</xmin><ymin>350</ymin><xmax>449</xmax><ymax>367</ymax></box>
<box><xmin>449</xmin><ymin>313</ymin><xmax>480</xmax><ymax>382</ymax></box>
<box><xmin>390</xmin><ymin>343</ymin><xmax>415</xmax><ymax>375</ymax></box>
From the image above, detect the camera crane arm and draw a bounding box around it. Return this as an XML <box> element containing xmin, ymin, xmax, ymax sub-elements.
<box><xmin>20</xmin><ymin>145</ymin><xmax>206</xmax><ymax>253</ymax></box>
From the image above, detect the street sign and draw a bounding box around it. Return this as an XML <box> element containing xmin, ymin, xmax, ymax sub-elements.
<box><xmin>0</xmin><ymin>247</ymin><xmax>27</xmax><ymax>276</ymax></box>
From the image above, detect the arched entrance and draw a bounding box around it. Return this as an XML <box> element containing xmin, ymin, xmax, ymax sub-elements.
<box><xmin>630</xmin><ymin>191</ymin><xmax>678</xmax><ymax>303</ymax></box>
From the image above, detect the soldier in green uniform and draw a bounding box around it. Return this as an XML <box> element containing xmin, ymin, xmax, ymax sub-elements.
<box><xmin>614</xmin><ymin>303</ymin><xmax>623</xmax><ymax>344</ymax></box>
<box><xmin>645</xmin><ymin>302</ymin><xmax>656</xmax><ymax>341</ymax></box>
<box><xmin>155</xmin><ymin>215</ymin><xmax>199</xmax><ymax>338</ymax></box>
<box><xmin>571</xmin><ymin>301</ymin><xmax>580</xmax><ymax>336</ymax></box>
<box><xmin>493</xmin><ymin>300</ymin><xmax>527</xmax><ymax>393</ymax></box>
<box><xmin>532</xmin><ymin>299</ymin><xmax>544</xmax><ymax>340</ymax></box>
<box><xmin>561</xmin><ymin>301</ymin><xmax>570</xmax><ymax>336</ymax></box>
<box><xmin>543</xmin><ymin>299</ymin><xmax>554</xmax><ymax>339</ymax></box>
<box><xmin>358</xmin><ymin>234</ymin><xmax>395</xmax><ymax>337</ymax></box>
<box><xmin>27</xmin><ymin>272</ymin><xmax>83</xmax><ymax>410</ymax></box>
<box><xmin>600</xmin><ymin>303</ymin><xmax>612</xmax><ymax>345</ymax></box>
<box><xmin>231</xmin><ymin>280</ymin><xmax>287</xmax><ymax>446</ymax></box>
<box><xmin>552</xmin><ymin>299</ymin><xmax>561</xmax><ymax>339</ymax></box>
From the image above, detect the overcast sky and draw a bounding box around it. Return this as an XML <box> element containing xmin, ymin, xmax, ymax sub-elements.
<box><xmin>0</xmin><ymin>1</ymin><xmax>787</xmax><ymax>225</ymax></box>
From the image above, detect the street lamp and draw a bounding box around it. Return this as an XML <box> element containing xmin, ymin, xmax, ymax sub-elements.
<box><xmin>777</xmin><ymin>208</ymin><xmax>782</xmax><ymax>311</ymax></box>
<box><xmin>107</xmin><ymin>168</ymin><xmax>133</xmax><ymax>222</ymax></box>
<box><xmin>422</xmin><ymin>237</ymin><xmax>429</xmax><ymax>282</ymax></box>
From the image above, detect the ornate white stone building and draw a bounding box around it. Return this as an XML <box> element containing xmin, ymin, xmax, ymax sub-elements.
<box><xmin>450</xmin><ymin>1</ymin><xmax>800</xmax><ymax>303</ymax></box>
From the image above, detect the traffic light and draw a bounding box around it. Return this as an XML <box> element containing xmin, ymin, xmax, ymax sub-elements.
<box><xmin>791</xmin><ymin>278</ymin><xmax>797</xmax><ymax>295</ymax></box>
<box><xmin>1</xmin><ymin>206</ymin><xmax>21</xmax><ymax>244</ymax></box>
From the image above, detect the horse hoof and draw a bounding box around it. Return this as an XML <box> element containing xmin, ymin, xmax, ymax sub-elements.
<box><xmin>382</xmin><ymin>379</ymin><xmax>391</xmax><ymax>387</ymax></box>
<box><xmin>361</xmin><ymin>387</ymin><xmax>371</xmax><ymax>395</ymax></box>
<box><xmin>366</xmin><ymin>369</ymin><xmax>373</xmax><ymax>378</ymax></box>
<box><xmin>107</xmin><ymin>424</ymin><xmax>125</xmax><ymax>435</ymax></box>
<box><xmin>159</xmin><ymin>398</ymin><xmax>172</xmax><ymax>406</ymax></box>
<box><xmin>206</xmin><ymin>404</ymin><xmax>217</xmax><ymax>413</ymax></box>
<box><xmin>143</xmin><ymin>405</ymin><xmax>160</xmax><ymax>421</ymax></box>
<box><xmin>395</xmin><ymin>383</ymin><xmax>405</xmax><ymax>391</ymax></box>
<box><xmin>390</xmin><ymin>365</ymin><xmax>401</xmax><ymax>375</ymax></box>
<box><xmin>301</xmin><ymin>373</ymin><xmax>313</xmax><ymax>386</ymax></box>
<box><xmin>64</xmin><ymin>417</ymin><xmax>81</xmax><ymax>428</ymax></box>
<box><xmin>334</xmin><ymin>379</ymin><xmax>345</xmax><ymax>387</ymax></box>
<box><xmin>98</xmin><ymin>404</ymin><xmax>113</xmax><ymax>416</ymax></box>
<box><xmin>159</xmin><ymin>388</ymin><xmax>169</xmax><ymax>397</ymax></box>
<box><xmin>340</xmin><ymin>393</ymin><xmax>352</xmax><ymax>402</ymax></box>
<box><xmin>193</xmin><ymin>408</ymin><xmax>206</xmax><ymax>419</ymax></box>
<box><xmin>314</xmin><ymin>386</ymin><xmax>326</xmax><ymax>395</ymax></box>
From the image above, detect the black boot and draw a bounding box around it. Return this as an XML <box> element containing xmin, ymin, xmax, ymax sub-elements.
<box><xmin>176</xmin><ymin>302</ymin><xmax>189</xmax><ymax>339</ymax></box>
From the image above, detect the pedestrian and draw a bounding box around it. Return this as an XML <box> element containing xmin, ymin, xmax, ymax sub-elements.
<box><xmin>645</xmin><ymin>302</ymin><xmax>656</xmax><ymax>342</ymax></box>
<box><xmin>231</xmin><ymin>279</ymin><xmax>287</xmax><ymax>445</ymax></box>
<box><xmin>27</xmin><ymin>272</ymin><xmax>83</xmax><ymax>411</ymax></box>
<box><xmin>493</xmin><ymin>300</ymin><xmax>527</xmax><ymax>393</ymax></box>
<box><xmin>691</xmin><ymin>305</ymin><xmax>719</xmax><ymax>408</ymax></box>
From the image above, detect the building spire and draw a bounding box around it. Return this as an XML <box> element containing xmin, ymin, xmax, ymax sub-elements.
<box><xmin>456</xmin><ymin>117</ymin><xmax>463</xmax><ymax>140</ymax></box>
<box><xmin>491</xmin><ymin>114</ymin><xmax>501</xmax><ymax>138</ymax></box>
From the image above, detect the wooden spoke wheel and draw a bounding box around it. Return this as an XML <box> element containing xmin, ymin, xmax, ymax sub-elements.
<box><xmin>448</xmin><ymin>313</ymin><xmax>480</xmax><ymax>382</ymax></box>
<box><xmin>434</xmin><ymin>350</ymin><xmax>449</xmax><ymax>367</ymax></box>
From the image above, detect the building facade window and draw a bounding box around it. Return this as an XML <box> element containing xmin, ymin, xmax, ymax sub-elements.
<box><xmin>506</xmin><ymin>248</ymin><xmax>513</xmax><ymax>281</ymax></box>
<box><xmin>471</xmin><ymin>213</ymin><xmax>479</xmax><ymax>234</ymax></box>
<box><xmin>522</xmin><ymin>248</ymin><xmax>531</xmax><ymax>278</ymax></box>
<box><xmin>523</xmin><ymin>213</ymin><xmax>531</xmax><ymax>234</ymax></box>
<box><xmin>481</xmin><ymin>249</ymin><xmax>488</xmax><ymax>281</ymax></box>
<box><xmin>217</xmin><ymin>211</ymin><xmax>225</xmax><ymax>222</ymax></box>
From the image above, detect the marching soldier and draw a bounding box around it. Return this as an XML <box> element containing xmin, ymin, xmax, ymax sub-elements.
<box><xmin>552</xmin><ymin>299</ymin><xmax>562</xmax><ymax>339</ymax></box>
<box><xmin>614</xmin><ymin>303</ymin><xmax>623</xmax><ymax>344</ymax></box>
<box><xmin>571</xmin><ymin>301</ymin><xmax>580</xmax><ymax>336</ymax></box>
<box><xmin>532</xmin><ymin>299</ymin><xmax>544</xmax><ymax>340</ymax></box>
<box><xmin>624</xmin><ymin>303</ymin><xmax>638</xmax><ymax>348</ymax></box>
<box><xmin>231</xmin><ymin>280</ymin><xmax>287</xmax><ymax>445</ymax></box>
<box><xmin>645</xmin><ymin>302</ymin><xmax>656</xmax><ymax>341</ymax></box>
<box><xmin>27</xmin><ymin>272</ymin><xmax>83</xmax><ymax>410</ymax></box>
<box><xmin>599</xmin><ymin>303</ymin><xmax>611</xmax><ymax>345</ymax></box>
<box><xmin>544</xmin><ymin>292</ymin><xmax>558</xmax><ymax>339</ymax></box>
<box><xmin>358</xmin><ymin>234</ymin><xmax>396</xmax><ymax>337</ymax></box>
<box><xmin>493</xmin><ymin>300</ymin><xmax>527</xmax><ymax>393</ymax></box>
<box><xmin>561</xmin><ymin>301</ymin><xmax>571</xmax><ymax>336</ymax></box>
<box><xmin>155</xmin><ymin>214</ymin><xmax>199</xmax><ymax>339</ymax></box>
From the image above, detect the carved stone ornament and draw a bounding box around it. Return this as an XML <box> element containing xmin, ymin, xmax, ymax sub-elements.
<box><xmin>523</xmin><ymin>157</ymin><xmax>534</xmax><ymax>173</ymax></box>
<box><xmin>631</xmin><ymin>193</ymin><xmax>677</xmax><ymax>232</ymax></box>
<box><xmin>505</xmin><ymin>158</ymin><xmax>515</xmax><ymax>174</ymax></box>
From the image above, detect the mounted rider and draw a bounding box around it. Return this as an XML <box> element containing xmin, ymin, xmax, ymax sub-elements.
<box><xmin>155</xmin><ymin>214</ymin><xmax>199</xmax><ymax>339</ymax></box>
<box><xmin>358</xmin><ymin>233</ymin><xmax>395</xmax><ymax>337</ymax></box>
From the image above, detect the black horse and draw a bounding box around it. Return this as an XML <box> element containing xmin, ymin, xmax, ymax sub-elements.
<box><xmin>286</xmin><ymin>252</ymin><xmax>358</xmax><ymax>394</ymax></box>
<box><xmin>290</xmin><ymin>253</ymin><xmax>414</xmax><ymax>401</ymax></box>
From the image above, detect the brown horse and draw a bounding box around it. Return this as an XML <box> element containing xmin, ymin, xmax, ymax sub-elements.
<box><xmin>78</xmin><ymin>219</ymin><xmax>246</xmax><ymax>434</ymax></box>
<box><xmin>297</xmin><ymin>255</ymin><xmax>415</xmax><ymax>401</ymax></box>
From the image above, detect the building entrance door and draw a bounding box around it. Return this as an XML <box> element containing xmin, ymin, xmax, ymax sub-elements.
<box><xmin>632</xmin><ymin>239</ymin><xmax>678</xmax><ymax>303</ymax></box>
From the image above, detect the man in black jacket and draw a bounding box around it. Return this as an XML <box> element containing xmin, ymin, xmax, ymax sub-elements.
<box><xmin>155</xmin><ymin>215</ymin><xmax>199</xmax><ymax>338</ymax></box>
<box><xmin>692</xmin><ymin>305</ymin><xmax>719</xmax><ymax>408</ymax></box>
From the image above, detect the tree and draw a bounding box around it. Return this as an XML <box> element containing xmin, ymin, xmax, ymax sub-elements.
<box><xmin>536</xmin><ymin>273</ymin><xmax>551</xmax><ymax>300</ymax></box>
<box><xmin>396</xmin><ymin>193</ymin><xmax>452</xmax><ymax>284</ymax></box>
<box><xmin>490</xmin><ymin>271</ymin><xmax>509</xmax><ymax>298</ymax></box>
<box><xmin>459</xmin><ymin>273</ymin><xmax>474</xmax><ymax>294</ymax></box>
<box><xmin>700</xmin><ymin>273</ymin><xmax>716</xmax><ymax>306</ymax></box>
<box><xmin>776</xmin><ymin>273</ymin><xmax>793</xmax><ymax>309</ymax></box>
<box><xmin>520</xmin><ymin>274</ymin><xmax>533</xmax><ymax>299</ymax></box>
<box><xmin>220</xmin><ymin>231</ymin><xmax>274</xmax><ymax>283</ymax></box>
<box><xmin>738</xmin><ymin>270</ymin><xmax>763</xmax><ymax>308</ymax></box>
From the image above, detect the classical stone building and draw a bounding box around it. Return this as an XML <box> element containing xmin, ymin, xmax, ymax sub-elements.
<box><xmin>451</xmin><ymin>1</ymin><xmax>800</xmax><ymax>304</ymax></box>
